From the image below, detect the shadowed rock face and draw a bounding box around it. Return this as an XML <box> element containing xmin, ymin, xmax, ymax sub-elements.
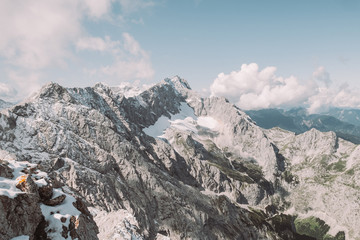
<box><xmin>0</xmin><ymin>78</ymin><xmax>356</xmax><ymax>239</ymax></box>
<box><xmin>0</xmin><ymin>194</ymin><xmax>42</xmax><ymax>240</ymax></box>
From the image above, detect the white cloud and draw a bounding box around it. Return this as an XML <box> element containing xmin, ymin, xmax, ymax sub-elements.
<box><xmin>7</xmin><ymin>71</ymin><xmax>43</xmax><ymax>99</ymax></box>
<box><xmin>0</xmin><ymin>0</ymin><xmax>85</xmax><ymax>70</ymax></box>
<box><xmin>78</xmin><ymin>33</ymin><xmax>154</xmax><ymax>82</ymax></box>
<box><xmin>313</xmin><ymin>66</ymin><xmax>331</xmax><ymax>87</ymax></box>
<box><xmin>118</xmin><ymin>0</ymin><xmax>155</xmax><ymax>14</ymax></box>
<box><xmin>211</xmin><ymin>64</ymin><xmax>360</xmax><ymax>113</ymax></box>
<box><xmin>307</xmin><ymin>84</ymin><xmax>360</xmax><ymax>113</ymax></box>
<box><xmin>0</xmin><ymin>82</ymin><xmax>17</xmax><ymax>99</ymax></box>
<box><xmin>0</xmin><ymin>0</ymin><xmax>155</xmax><ymax>101</ymax></box>
<box><xmin>210</xmin><ymin>63</ymin><xmax>316</xmax><ymax>110</ymax></box>
<box><xmin>76</xmin><ymin>36</ymin><xmax>117</xmax><ymax>52</ymax></box>
<box><xmin>81</xmin><ymin>0</ymin><xmax>112</xmax><ymax>19</ymax></box>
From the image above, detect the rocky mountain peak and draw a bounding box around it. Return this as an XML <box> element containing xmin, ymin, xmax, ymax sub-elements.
<box><xmin>0</xmin><ymin>77</ymin><xmax>359</xmax><ymax>239</ymax></box>
<box><xmin>164</xmin><ymin>75</ymin><xmax>191</xmax><ymax>90</ymax></box>
<box><xmin>35</xmin><ymin>82</ymin><xmax>75</xmax><ymax>103</ymax></box>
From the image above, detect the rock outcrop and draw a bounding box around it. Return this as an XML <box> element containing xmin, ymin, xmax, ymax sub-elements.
<box><xmin>0</xmin><ymin>193</ymin><xmax>43</xmax><ymax>240</ymax></box>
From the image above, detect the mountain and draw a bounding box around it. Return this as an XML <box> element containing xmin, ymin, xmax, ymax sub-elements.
<box><xmin>246</xmin><ymin>108</ymin><xmax>360</xmax><ymax>144</ymax></box>
<box><xmin>324</xmin><ymin>108</ymin><xmax>360</xmax><ymax>127</ymax></box>
<box><xmin>0</xmin><ymin>99</ymin><xmax>14</xmax><ymax>110</ymax></box>
<box><xmin>0</xmin><ymin>77</ymin><xmax>359</xmax><ymax>239</ymax></box>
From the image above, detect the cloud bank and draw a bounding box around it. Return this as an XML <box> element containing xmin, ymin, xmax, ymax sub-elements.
<box><xmin>77</xmin><ymin>33</ymin><xmax>154</xmax><ymax>81</ymax></box>
<box><xmin>0</xmin><ymin>0</ymin><xmax>155</xmax><ymax>100</ymax></box>
<box><xmin>210</xmin><ymin>63</ymin><xmax>360</xmax><ymax>113</ymax></box>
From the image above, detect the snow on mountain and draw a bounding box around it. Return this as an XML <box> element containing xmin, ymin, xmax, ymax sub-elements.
<box><xmin>143</xmin><ymin>102</ymin><xmax>197</xmax><ymax>138</ymax></box>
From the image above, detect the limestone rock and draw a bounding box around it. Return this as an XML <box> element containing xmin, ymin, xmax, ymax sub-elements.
<box><xmin>43</xmin><ymin>194</ymin><xmax>66</xmax><ymax>206</ymax></box>
<box><xmin>15</xmin><ymin>175</ymin><xmax>40</xmax><ymax>199</ymax></box>
<box><xmin>0</xmin><ymin>162</ymin><xmax>13</xmax><ymax>178</ymax></box>
<box><xmin>38</xmin><ymin>184</ymin><xmax>53</xmax><ymax>201</ymax></box>
<box><xmin>0</xmin><ymin>194</ymin><xmax>43</xmax><ymax>240</ymax></box>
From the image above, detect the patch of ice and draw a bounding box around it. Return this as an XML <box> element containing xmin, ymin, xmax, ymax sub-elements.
<box><xmin>169</xmin><ymin>117</ymin><xmax>198</xmax><ymax>133</ymax></box>
<box><xmin>0</xmin><ymin>151</ymin><xmax>33</xmax><ymax>198</ymax></box>
<box><xmin>35</xmin><ymin>178</ymin><xmax>48</xmax><ymax>187</ymax></box>
<box><xmin>10</xmin><ymin>236</ymin><xmax>30</xmax><ymax>240</ymax></box>
<box><xmin>197</xmin><ymin>116</ymin><xmax>218</xmax><ymax>129</ymax></box>
<box><xmin>143</xmin><ymin>102</ymin><xmax>197</xmax><ymax>138</ymax></box>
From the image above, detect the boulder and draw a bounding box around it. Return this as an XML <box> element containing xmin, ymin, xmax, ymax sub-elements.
<box><xmin>15</xmin><ymin>175</ymin><xmax>40</xmax><ymax>199</ymax></box>
<box><xmin>38</xmin><ymin>184</ymin><xmax>53</xmax><ymax>201</ymax></box>
<box><xmin>0</xmin><ymin>194</ymin><xmax>43</xmax><ymax>240</ymax></box>
<box><xmin>43</xmin><ymin>194</ymin><xmax>66</xmax><ymax>206</ymax></box>
<box><xmin>0</xmin><ymin>162</ymin><xmax>13</xmax><ymax>178</ymax></box>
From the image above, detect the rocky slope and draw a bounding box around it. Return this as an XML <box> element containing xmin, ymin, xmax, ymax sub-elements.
<box><xmin>0</xmin><ymin>76</ymin><xmax>358</xmax><ymax>239</ymax></box>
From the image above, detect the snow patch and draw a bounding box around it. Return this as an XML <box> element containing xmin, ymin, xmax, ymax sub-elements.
<box><xmin>111</xmin><ymin>82</ymin><xmax>153</xmax><ymax>98</ymax></box>
<box><xmin>40</xmin><ymin>188</ymin><xmax>81</xmax><ymax>240</ymax></box>
<box><xmin>197</xmin><ymin>116</ymin><xmax>218</xmax><ymax>129</ymax></box>
<box><xmin>143</xmin><ymin>102</ymin><xmax>197</xmax><ymax>138</ymax></box>
<box><xmin>10</xmin><ymin>236</ymin><xmax>30</xmax><ymax>240</ymax></box>
<box><xmin>0</xmin><ymin>150</ymin><xmax>39</xmax><ymax>198</ymax></box>
<box><xmin>35</xmin><ymin>178</ymin><xmax>48</xmax><ymax>187</ymax></box>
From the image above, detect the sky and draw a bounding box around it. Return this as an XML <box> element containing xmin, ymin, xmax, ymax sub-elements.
<box><xmin>0</xmin><ymin>0</ymin><xmax>359</xmax><ymax>112</ymax></box>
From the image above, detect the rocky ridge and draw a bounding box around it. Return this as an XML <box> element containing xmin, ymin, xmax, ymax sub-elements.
<box><xmin>0</xmin><ymin>76</ymin><xmax>358</xmax><ymax>239</ymax></box>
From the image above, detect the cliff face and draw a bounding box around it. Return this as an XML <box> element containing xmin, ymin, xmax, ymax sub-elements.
<box><xmin>0</xmin><ymin>77</ymin><xmax>357</xmax><ymax>239</ymax></box>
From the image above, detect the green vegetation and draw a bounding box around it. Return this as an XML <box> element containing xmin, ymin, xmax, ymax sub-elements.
<box><xmin>323</xmin><ymin>231</ymin><xmax>345</xmax><ymax>240</ymax></box>
<box><xmin>282</xmin><ymin>170</ymin><xmax>299</xmax><ymax>184</ymax></box>
<box><xmin>294</xmin><ymin>216</ymin><xmax>331</xmax><ymax>239</ymax></box>
<box><xmin>326</xmin><ymin>160</ymin><xmax>346</xmax><ymax>172</ymax></box>
<box><xmin>314</xmin><ymin>173</ymin><xmax>338</xmax><ymax>185</ymax></box>
<box><xmin>320</xmin><ymin>155</ymin><xmax>330</xmax><ymax>167</ymax></box>
<box><xmin>231</xmin><ymin>160</ymin><xmax>263</xmax><ymax>182</ymax></box>
<box><xmin>345</xmin><ymin>168</ymin><xmax>355</xmax><ymax>175</ymax></box>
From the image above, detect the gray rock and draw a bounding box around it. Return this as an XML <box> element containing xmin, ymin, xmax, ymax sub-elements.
<box><xmin>0</xmin><ymin>194</ymin><xmax>43</xmax><ymax>240</ymax></box>
<box><xmin>15</xmin><ymin>175</ymin><xmax>40</xmax><ymax>199</ymax></box>
<box><xmin>0</xmin><ymin>162</ymin><xmax>14</xmax><ymax>178</ymax></box>
<box><xmin>38</xmin><ymin>184</ymin><xmax>53</xmax><ymax>201</ymax></box>
<box><xmin>43</xmin><ymin>194</ymin><xmax>66</xmax><ymax>206</ymax></box>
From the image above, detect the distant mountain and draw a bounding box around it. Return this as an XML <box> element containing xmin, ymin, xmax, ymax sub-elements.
<box><xmin>0</xmin><ymin>99</ymin><xmax>13</xmax><ymax>110</ymax></box>
<box><xmin>323</xmin><ymin>108</ymin><xmax>360</xmax><ymax>127</ymax></box>
<box><xmin>246</xmin><ymin>108</ymin><xmax>360</xmax><ymax>144</ymax></box>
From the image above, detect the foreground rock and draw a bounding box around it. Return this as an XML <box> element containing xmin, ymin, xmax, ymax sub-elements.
<box><xmin>0</xmin><ymin>194</ymin><xmax>43</xmax><ymax>240</ymax></box>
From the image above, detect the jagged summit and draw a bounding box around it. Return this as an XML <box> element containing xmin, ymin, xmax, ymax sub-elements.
<box><xmin>164</xmin><ymin>75</ymin><xmax>192</xmax><ymax>90</ymax></box>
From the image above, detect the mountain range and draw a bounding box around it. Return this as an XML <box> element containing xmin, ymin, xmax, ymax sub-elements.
<box><xmin>0</xmin><ymin>77</ymin><xmax>359</xmax><ymax>240</ymax></box>
<box><xmin>246</xmin><ymin>108</ymin><xmax>360</xmax><ymax>144</ymax></box>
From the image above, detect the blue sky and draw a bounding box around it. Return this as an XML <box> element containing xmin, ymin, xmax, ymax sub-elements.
<box><xmin>0</xmin><ymin>0</ymin><xmax>359</xmax><ymax>112</ymax></box>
